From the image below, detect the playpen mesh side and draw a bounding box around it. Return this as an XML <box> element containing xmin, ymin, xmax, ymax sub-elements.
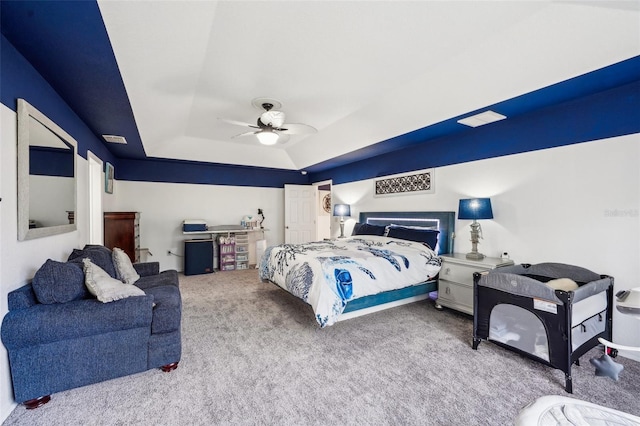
<box><xmin>489</xmin><ymin>304</ymin><xmax>549</xmax><ymax>361</ymax></box>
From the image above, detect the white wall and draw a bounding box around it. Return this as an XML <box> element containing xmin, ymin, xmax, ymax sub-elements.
<box><xmin>108</xmin><ymin>181</ymin><xmax>285</xmax><ymax>272</ymax></box>
<box><xmin>0</xmin><ymin>105</ymin><xmax>91</xmax><ymax>420</ymax></box>
<box><xmin>29</xmin><ymin>175</ymin><xmax>74</xmax><ymax>227</ymax></box>
<box><xmin>332</xmin><ymin>134</ymin><xmax>640</xmax><ymax>361</ymax></box>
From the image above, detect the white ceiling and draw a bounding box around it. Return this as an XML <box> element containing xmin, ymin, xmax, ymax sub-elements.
<box><xmin>97</xmin><ymin>0</ymin><xmax>640</xmax><ymax>171</ymax></box>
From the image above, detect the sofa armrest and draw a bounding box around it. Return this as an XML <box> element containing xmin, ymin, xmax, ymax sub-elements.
<box><xmin>7</xmin><ymin>283</ymin><xmax>38</xmax><ymax>310</ymax></box>
<box><xmin>1</xmin><ymin>295</ymin><xmax>154</xmax><ymax>349</ymax></box>
<box><xmin>134</xmin><ymin>262</ymin><xmax>160</xmax><ymax>277</ymax></box>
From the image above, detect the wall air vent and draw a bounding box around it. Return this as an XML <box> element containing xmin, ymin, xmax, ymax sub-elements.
<box><xmin>457</xmin><ymin>111</ymin><xmax>506</xmax><ymax>128</ymax></box>
<box><xmin>102</xmin><ymin>134</ymin><xmax>128</xmax><ymax>144</ymax></box>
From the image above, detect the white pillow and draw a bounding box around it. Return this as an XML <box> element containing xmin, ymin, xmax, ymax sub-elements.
<box><xmin>112</xmin><ymin>247</ymin><xmax>140</xmax><ymax>285</ymax></box>
<box><xmin>83</xmin><ymin>258</ymin><xmax>145</xmax><ymax>303</ymax></box>
<box><xmin>546</xmin><ymin>278</ymin><xmax>579</xmax><ymax>292</ymax></box>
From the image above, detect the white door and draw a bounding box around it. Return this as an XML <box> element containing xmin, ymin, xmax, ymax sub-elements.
<box><xmin>284</xmin><ymin>184</ymin><xmax>317</xmax><ymax>244</ymax></box>
<box><xmin>314</xmin><ymin>180</ymin><xmax>332</xmax><ymax>241</ymax></box>
<box><xmin>87</xmin><ymin>151</ymin><xmax>103</xmax><ymax>245</ymax></box>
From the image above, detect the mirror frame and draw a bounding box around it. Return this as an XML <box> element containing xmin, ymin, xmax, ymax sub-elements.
<box><xmin>17</xmin><ymin>98</ymin><xmax>78</xmax><ymax>241</ymax></box>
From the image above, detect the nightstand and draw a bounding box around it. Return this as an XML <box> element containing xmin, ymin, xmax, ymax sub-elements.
<box><xmin>436</xmin><ymin>253</ymin><xmax>514</xmax><ymax>315</ymax></box>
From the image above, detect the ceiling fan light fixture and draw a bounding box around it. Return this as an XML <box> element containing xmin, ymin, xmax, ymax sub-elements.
<box><xmin>256</xmin><ymin>129</ymin><xmax>279</xmax><ymax>145</ymax></box>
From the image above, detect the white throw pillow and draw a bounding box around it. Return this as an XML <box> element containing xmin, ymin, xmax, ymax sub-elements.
<box><xmin>546</xmin><ymin>278</ymin><xmax>579</xmax><ymax>292</ymax></box>
<box><xmin>112</xmin><ymin>247</ymin><xmax>140</xmax><ymax>285</ymax></box>
<box><xmin>83</xmin><ymin>258</ymin><xmax>145</xmax><ymax>303</ymax></box>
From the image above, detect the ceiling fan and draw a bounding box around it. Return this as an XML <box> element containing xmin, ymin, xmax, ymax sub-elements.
<box><xmin>220</xmin><ymin>99</ymin><xmax>317</xmax><ymax>145</ymax></box>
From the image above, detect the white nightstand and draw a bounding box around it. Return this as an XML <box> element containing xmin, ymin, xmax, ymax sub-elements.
<box><xmin>436</xmin><ymin>253</ymin><xmax>514</xmax><ymax>315</ymax></box>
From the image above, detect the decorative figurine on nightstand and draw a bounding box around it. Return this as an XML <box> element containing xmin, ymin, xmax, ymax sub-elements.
<box><xmin>258</xmin><ymin>208</ymin><xmax>265</xmax><ymax>229</ymax></box>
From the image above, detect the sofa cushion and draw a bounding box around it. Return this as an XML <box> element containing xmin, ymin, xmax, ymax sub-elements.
<box><xmin>68</xmin><ymin>245</ymin><xmax>117</xmax><ymax>278</ymax></box>
<box><xmin>143</xmin><ymin>285</ymin><xmax>182</xmax><ymax>334</ymax></box>
<box><xmin>135</xmin><ymin>270</ymin><xmax>180</xmax><ymax>291</ymax></box>
<box><xmin>83</xmin><ymin>259</ymin><xmax>146</xmax><ymax>303</ymax></box>
<box><xmin>113</xmin><ymin>247</ymin><xmax>140</xmax><ymax>285</ymax></box>
<box><xmin>1</xmin><ymin>295</ymin><xmax>154</xmax><ymax>349</ymax></box>
<box><xmin>133</xmin><ymin>261</ymin><xmax>160</xmax><ymax>277</ymax></box>
<box><xmin>31</xmin><ymin>259</ymin><xmax>88</xmax><ymax>304</ymax></box>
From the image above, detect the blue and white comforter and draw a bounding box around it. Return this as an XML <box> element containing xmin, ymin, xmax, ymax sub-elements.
<box><xmin>259</xmin><ymin>236</ymin><xmax>442</xmax><ymax>327</ymax></box>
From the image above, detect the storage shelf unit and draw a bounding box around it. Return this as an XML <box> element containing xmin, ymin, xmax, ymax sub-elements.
<box><xmin>235</xmin><ymin>233</ymin><xmax>249</xmax><ymax>270</ymax></box>
<box><xmin>219</xmin><ymin>238</ymin><xmax>236</xmax><ymax>271</ymax></box>
<box><xmin>183</xmin><ymin>225</ymin><xmax>266</xmax><ymax>270</ymax></box>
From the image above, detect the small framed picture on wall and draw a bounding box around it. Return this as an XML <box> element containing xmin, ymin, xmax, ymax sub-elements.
<box><xmin>105</xmin><ymin>162</ymin><xmax>114</xmax><ymax>194</ymax></box>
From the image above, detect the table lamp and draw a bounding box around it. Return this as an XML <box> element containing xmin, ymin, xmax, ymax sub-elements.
<box><xmin>458</xmin><ymin>198</ymin><xmax>493</xmax><ymax>260</ymax></box>
<box><xmin>333</xmin><ymin>204</ymin><xmax>351</xmax><ymax>238</ymax></box>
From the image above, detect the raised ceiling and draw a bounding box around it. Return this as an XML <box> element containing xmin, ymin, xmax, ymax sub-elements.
<box><xmin>3</xmin><ymin>1</ymin><xmax>640</xmax><ymax>173</ymax></box>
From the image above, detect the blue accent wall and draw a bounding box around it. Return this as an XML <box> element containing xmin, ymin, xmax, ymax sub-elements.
<box><xmin>0</xmin><ymin>0</ymin><xmax>146</xmax><ymax>159</ymax></box>
<box><xmin>29</xmin><ymin>146</ymin><xmax>74</xmax><ymax>177</ymax></box>
<box><xmin>117</xmin><ymin>157</ymin><xmax>309</xmax><ymax>188</ymax></box>
<box><xmin>1</xmin><ymin>34</ymin><xmax>117</xmax><ymax>166</ymax></box>
<box><xmin>309</xmin><ymin>80</ymin><xmax>640</xmax><ymax>185</ymax></box>
<box><xmin>305</xmin><ymin>56</ymin><xmax>640</xmax><ymax>175</ymax></box>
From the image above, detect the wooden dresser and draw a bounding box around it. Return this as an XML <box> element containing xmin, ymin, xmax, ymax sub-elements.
<box><xmin>104</xmin><ymin>212</ymin><xmax>140</xmax><ymax>262</ymax></box>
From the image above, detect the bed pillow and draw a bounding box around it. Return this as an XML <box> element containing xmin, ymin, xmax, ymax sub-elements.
<box><xmin>352</xmin><ymin>223</ymin><xmax>387</xmax><ymax>236</ymax></box>
<box><xmin>387</xmin><ymin>223</ymin><xmax>437</xmax><ymax>230</ymax></box>
<box><xmin>546</xmin><ymin>278</ymin><xmax>579</xmax><ymax>292</ymax></box>
<box><xmin>112</xmin><ymin>247</ymin><xmax>140</xmax><ymax>285</ymax></box>
<box><xmin>386</xmin><ymin>227</ymin><xmax>440</xmax><ymax>250</ymax></box>
<box><xmin>31</xmin><ymin>259</ymin><xmax>88</xmax><ymax>304</ymax></box>
<box><xmin>82</xmin><ymin>258</ymin><xmax>145</xmax><ymax>303</ymax></box>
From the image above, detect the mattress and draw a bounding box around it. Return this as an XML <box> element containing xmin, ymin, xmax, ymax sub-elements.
<box><xmin>260</xmin><ymin>235</ymin><xmax>442</xmax><ymax>327</ymax></box>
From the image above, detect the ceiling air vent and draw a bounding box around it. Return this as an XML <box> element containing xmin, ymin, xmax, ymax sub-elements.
<box><xmin>102</xmin><ymin>134</ymin><xmax>128</xmax><ymax>144</ymax></box>
<box><xmin>457</xmin><ymin>111</ymin><xmax>506</xmax><ymax>128</ymax></box>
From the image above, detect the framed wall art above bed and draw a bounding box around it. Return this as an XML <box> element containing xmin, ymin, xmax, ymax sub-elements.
<box><xmin>260</xmin><ymin>211</ymin><xmax>455</xmax><ymax>327</ymax></box>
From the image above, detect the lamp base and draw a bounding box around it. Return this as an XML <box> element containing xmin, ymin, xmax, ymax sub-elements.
<box><xmin>466</xmin><ymin>251</ymin><xmax>485</xmax><ymax>260</ymax></box>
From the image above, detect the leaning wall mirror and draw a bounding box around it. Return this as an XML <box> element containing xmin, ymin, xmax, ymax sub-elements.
<box><xmin>17</xmin><ymin>98</ymin><xmax>77</xmax><ymax>241</ymax></box>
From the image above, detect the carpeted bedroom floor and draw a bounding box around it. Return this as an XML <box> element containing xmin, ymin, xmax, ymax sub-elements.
<box><xmin>3</xmin><ymin>269</ymin><xmax>640</xmax><ymax>425</ymax></box>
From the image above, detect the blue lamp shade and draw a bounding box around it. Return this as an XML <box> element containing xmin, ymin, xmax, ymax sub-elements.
<box><xmin>333</xmin><ymin>204</ymin><xmax>351</xmax><ymax>217</ymax></box>
<box><xmin>458</xmin><ymin>198</ymin><xmax>493</xmax><ymax>220</ymax></box>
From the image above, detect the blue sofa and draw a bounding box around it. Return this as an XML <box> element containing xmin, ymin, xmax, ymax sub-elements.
<box><xmin>1</xmin><ymin>245</ymin><xmax>182</xmax><ymax>408</ymax></box>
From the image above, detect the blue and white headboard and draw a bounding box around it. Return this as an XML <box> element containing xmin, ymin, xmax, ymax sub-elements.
<box><xmin>358</xmin><ymin>211</ymin><xmax>455</xmax><ymax>255</ymax></box>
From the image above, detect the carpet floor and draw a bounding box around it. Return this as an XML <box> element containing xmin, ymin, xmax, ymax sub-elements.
<box><xmin>3</xmin><ymin>269</ymin><xmax>639</xmax><ymax>425</ymax></box>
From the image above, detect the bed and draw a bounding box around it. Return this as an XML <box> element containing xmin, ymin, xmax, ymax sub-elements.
<box><xmin>260</xmin><ymin>211</ymin><xmax>455</xmax><ymax>327</ymax></box>
<box><xmin>472</xmin><ymin>263</ymin><xmax>614</xmax><ymax>393</ymax></box>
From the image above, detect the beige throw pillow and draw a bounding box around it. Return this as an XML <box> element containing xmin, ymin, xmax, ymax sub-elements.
<box><xmin>83</xmin><ymin>258</ymin><xmax>145</xmax><ymax>303</ymax></box>
<box><xmin>112</xmin><ymin>247</ymin><xmax>140</xmax><ymax>285</ymax></box>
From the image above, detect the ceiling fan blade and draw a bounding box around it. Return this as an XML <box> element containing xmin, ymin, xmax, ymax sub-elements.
<box><xmin>277</xmin><ymin>123</ymin><xmax>317</xmax><ymax>135</ymax></box>
<box><xmin>219</xmin><ymin>118</ymin><xmax>259</xmax><ymax>129</ymax></box>
<box><xmin>231</xmin><ymin>131</ymin><xmax>259</xmax><ymax>139</ymax></box>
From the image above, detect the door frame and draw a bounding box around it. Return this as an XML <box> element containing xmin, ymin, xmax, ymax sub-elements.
<box><xmin>313</xmin><ymin>179</ymin><xmax>333</xmax><ymax>240</ymax></box>
<box><xmin>87</xmin><ymin>151</ymin><xmax>103</xmax><ymax>245</ymax></box>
